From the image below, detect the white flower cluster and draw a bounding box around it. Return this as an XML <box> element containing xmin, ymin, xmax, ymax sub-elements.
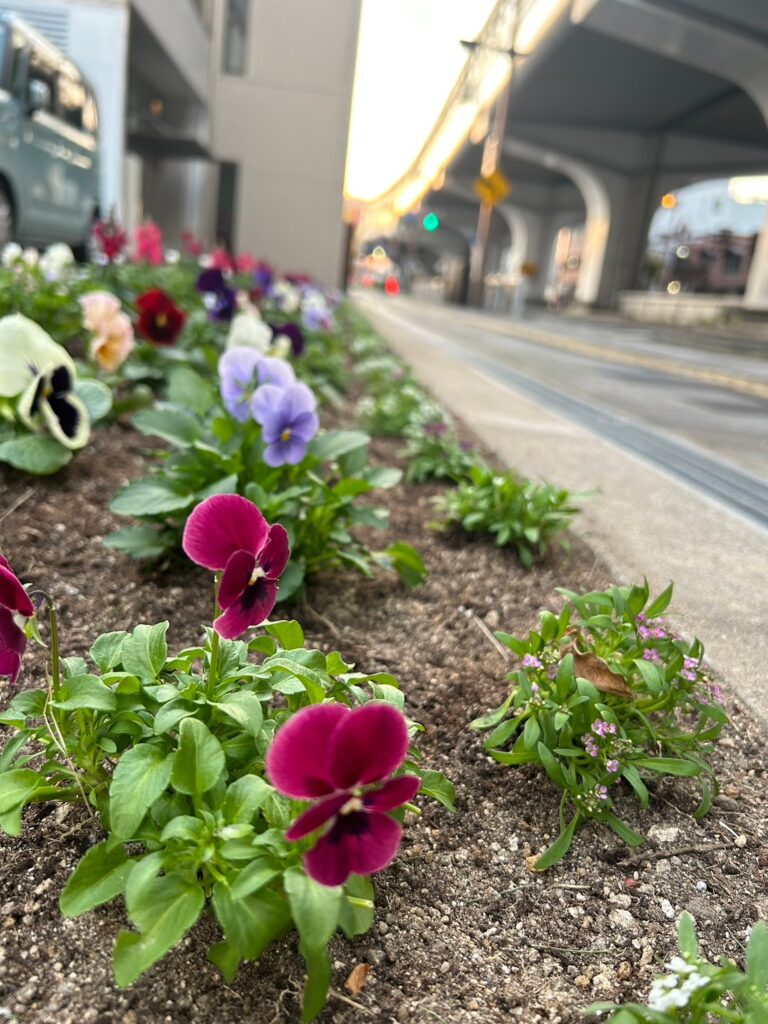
<box><xmin>648</xmin><ymin>956</ymin><xmax>709</xmax><ymax>1012</ymax></box>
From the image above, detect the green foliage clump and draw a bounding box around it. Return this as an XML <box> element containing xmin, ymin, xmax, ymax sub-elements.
<box><xmin>472</xmin><ymin>582</ymin><xmax>727</xmax><ymax>868</ymax></box>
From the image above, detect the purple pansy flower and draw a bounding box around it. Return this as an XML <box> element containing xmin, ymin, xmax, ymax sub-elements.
<box><xmin>182</xmin><ymin>495</ymin><xmax>289</xmax><ymax>640</ymax></box>
<box><xmin>218</xmin><ymin>348</ymin><xmax>295</xmax><ymax>422</ymax></box>
<box><xmin>252</xmin><ymin>381</ymin><xmax>319</xmax><ymax>467</ymax></box>
<box><xmin>0</xmin><ymin>555</ymin><xmax>35</xmax><ymax>685</ymax></box>
<box><xmin>266</xmin><ymin>703</ymin><xmax>420</xmax><ymax>887</ymax></box>
<box><xmin>252</xmin><ymin>262</ymin><xmax>274</xmax><ymax>294</ymax></box>
<box><xmin>267</xmin><ymin>320</ymin><xmax>305</xmax><ymax>357</ymax></box>
<box><xmin>196</xmin><ymin>268</ymin><xmax>236</xmax><ymax>322</ymax></box>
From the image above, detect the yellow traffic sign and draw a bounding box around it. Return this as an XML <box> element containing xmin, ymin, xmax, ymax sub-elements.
<box><xmin>473</xmin><ymin>169</ymin><xmax>511</xmax><ymax>206</ymax></box>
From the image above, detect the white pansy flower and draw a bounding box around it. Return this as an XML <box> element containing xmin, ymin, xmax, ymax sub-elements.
<box><xmin>39</xmin><ymin>243</ymin><xmax>75</xmax><ymax>281</ymax></box>
<box><xmin>1</xmin><ymin>241</ymin><xmax>22</xmax><ymax>267</ymax></box>
<box><xmin>22</xmin><ymin>247</ymin><xmax>39</xmax><ymax>268</ymax></box>
<box><xmin>226</xmin><ymin>311</ymin><xmax>272</xmax><ymax>353</ymax></box>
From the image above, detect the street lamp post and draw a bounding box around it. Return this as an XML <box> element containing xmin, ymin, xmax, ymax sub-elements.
<box><xmin>466</xmin><ymin>0</ymin><xmax>524</xmax><ymax>308</ymax></box>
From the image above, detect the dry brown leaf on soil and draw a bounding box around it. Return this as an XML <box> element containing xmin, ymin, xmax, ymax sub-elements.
<box><xmin>564</xmin><ymin>645</ymin><xmax>633</xmax><ymax>699</ymax></box>
<box><xmin>345</xmin><ymin>963</ymin><xmax>371</xmax><ymax>995</ymax></box>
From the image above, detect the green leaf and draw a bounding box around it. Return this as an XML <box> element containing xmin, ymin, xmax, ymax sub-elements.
<box><xmin>222</xmin><ymin>775</ymin><xmax>271</xmax><ymax>825</ymax></box>
<box><xmin>0</xmin><ymin>769</ymin><xmax>44</xmax><ymax>815</ymax></box>
<box><xmin>417</xmin><ymin>770</ymin><xmax>455</xmax><ymax>811</ymax></box>
<box><xmin>380</xmin><ymin>542</ymin><xmax>427</xmax><ymax>588</ymax></box>
<box><xmin>109</xmin><ymin>745</ymin><xmax>174</xmax><ymax>839</ymax></box>
<box><xmin>299</xmin><ymin>940</ymin><xmax>332</xmax><ymax>1023</ymax></box>
<box><xmin>168</xmin><ymin>366</ymin><xmax>213</xmax><ymax>417</ymax></box>
<box><xmin>338</xmin><ymin>875</ymin><xmax>375</xmax><ymax>939</ymax></box>
<box><xmin>537</xmin><ymin>742</ymin><xmax>565</xmax><ymax>787</ymax></box>
<box><xmin>534</xmin><ymin>813</ymin><xmax>581</xmax><ymax>870</ymax></box>
<box><xmin>633</xmin><ymin>756</ymin><xmax>699</xmax><ymax>777</ymax></box>
<box><xmin>133</xmin><ymin>404</ymin><xmax>201</xmax><ymax>446</ymax></box>
<box><xmin>263</xmin><ymin>620</ymin><xmax>305</xmax><ymax>650</ymax></box>
<box><xmin>113</xmin><ymin>873</ymin><xmax>205</xmax><ymax>986</ymax></box>
<box><xmin>89</xmin><ymin>631</ymin><xmax>129</xmax><ymax>672</ymax></box>
<box><xmin>75</xmin><ymin>379</ymin><xmax>113</xmax><ymax>422</ymax></box>
<box><xmin>604</xmin><ymin>812</ymin><xmax>644</xmax><ymax>848</ymax></box>
<box><xmin>52</xmin><ymin>674</ymin><xmax>117</xmax><ymax>711</ymax></box>
<box><xmin>277</xmin><ymin>558</ymin><xmax>305</xmax><ymax>602</ymax></box>
<box><xmin>171</xmin><ymin>718</ymin><xmax>225</xmax><ymax>796</ymax></box>
<box><xmin>284</xmin><ymin>865</ymin><xmax>342</xmax><ymax>948</ymax></box>
<box><xmin>366</xmin><ymin>466</ymin><xmax>402</xmax><ymax>489</ymax></box>
<box><xmin>311</xmin><ymin>430</ymin><xmax>369</xmax><ymax>462</ymax></box>
<box><xmin>121</xmin><ymin>622</ymin><xmax>169</xmax><ymax>684</ymax></box>
<box><xmin>212</xmin><ymin>885</ymin><xmax>290</xmax><ymax>959</ymax></box>
<box><xmin>677</xmin><ymin>911</ymin><xmax>698</xmax><ymax>959</ymax></box>
<box><xmin>60</xmin><ymin>840</ymin><xmax>131</xmax><ymax>916</ymax></box>
<box><xmin>0</xmin><ymin>732</ymin><xmax>30</xmax><ymax>773</ymax></box>
<box><xmin>746</xmin><ymin>921</ymin><xmax>768</xmax><ymax>989</ymax></box>
<box><xmin>0</xmin><ymin>435</ymin><xmax>72</xmax><ymax>475</ymax></box>
<box><xmin>230</xmin><ymin>859</ymin><xmax>282</xmax><ymax>900</ymax></box>
<box><xmin>111</xmin><ymin>478</ymin><xmax>194</xmax><ymax>516</ymax></box>
<box><xmin>470</xmin><ymin>694</ymin><xmax>514</xmax><ymax>730</ymax></box>
<box><xmin>103</xmin><ymin>526</ymin><xmax>171</xmax><ymax>560</ymax></box>
<box><xmin>211</xmin><ymin>691</ymin><xmax>263</xmax><ymax>739</ymax></box>
<box><xmin>207</xmin><ymin>940</ymin><xmax>241</xmax><ymax>983</ymax></box>
<box><xmin>644</xmin><ymin>582</ymin><xmax>674</xmax><ymax>620</ymax></box>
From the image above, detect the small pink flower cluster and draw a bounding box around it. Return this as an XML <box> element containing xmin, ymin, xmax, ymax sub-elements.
<box><xmin>636</xmin><ymin>613</ymin><xmax>667</xmax><ymax>640</ymax></box>
<box><xmin>680</xmin><ymin>655</ymin><xmax>698</xmax><ymax>682</ymax></box>
<box><xmin>522</xmin><ymin>653</ymin><xmax>542</xmax><ymax>669</ymax></box>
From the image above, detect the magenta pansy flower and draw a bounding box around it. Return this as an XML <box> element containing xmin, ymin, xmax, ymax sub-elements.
<box><xmin>266</xmin><ymin>703</ymin><xmax>420</xmax><ymax>887</ymax></box>
<box><xmin>0</xmin><ymin>555</ymin><xmax>35</xmax><ymax>685</ymax></box>
<box><xmin>182</xmin><ymin>495</ymin><xmax>289</xmax><ymax>640</ymax></box>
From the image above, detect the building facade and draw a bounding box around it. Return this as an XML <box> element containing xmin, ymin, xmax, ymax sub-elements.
<box><xmin>0</xmin><ymin>0</ymin><xmax>358</xmax><ymax>283</ymax></box>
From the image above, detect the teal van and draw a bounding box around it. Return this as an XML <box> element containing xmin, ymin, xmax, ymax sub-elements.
<box><xmin>0</xmin><ymin>14</ymin><xmax>100</xmax><ymax>256</ymax></box>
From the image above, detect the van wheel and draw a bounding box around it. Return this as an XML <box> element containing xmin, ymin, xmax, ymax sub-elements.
<box><xmin>0</xmin><ymin>184</ymin><xmax>14</xmax><ymax>248</ymax></box>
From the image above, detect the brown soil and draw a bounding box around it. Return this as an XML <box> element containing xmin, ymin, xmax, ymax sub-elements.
<box><xmin>0</xmin><ymin>423</ymin><xmax>766</xmax><ymax>1024</ymax></box>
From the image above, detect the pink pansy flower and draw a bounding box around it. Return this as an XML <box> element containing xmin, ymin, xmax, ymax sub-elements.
<box><xmin>182</xmin><ymin>495</ymin><xmax>289</xmax><ymax>640</ymax></box>
<box><xmin>266</xmin><ymin>703</ymin><xmax>420</xmax><ymax>887</ymax></box>
<box><xmin>80</xmin><ymin>291</ymin><xmax>121</xmax><ymax>333</ymax></box>
<box><xmin>0</xmin><ymin>555</ymin><xmax>35</xmax><ymax>685</ymax></box>
<box><xmin>133</xmin><ymin>221</ymin><xmax>164</xmax><ymax>265</ymax></box>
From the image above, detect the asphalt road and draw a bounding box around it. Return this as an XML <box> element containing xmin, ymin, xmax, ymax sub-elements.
<box><xmin>356</xmin><ymin>294</ymin><xmax>768</xmax><ymax>528</ymax></box>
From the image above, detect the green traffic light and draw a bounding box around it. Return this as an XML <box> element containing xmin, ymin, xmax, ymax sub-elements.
<box><xmin>422</xmin><ymin>212</ymin><xmax>440</xmax><ymax>232</ymax></box>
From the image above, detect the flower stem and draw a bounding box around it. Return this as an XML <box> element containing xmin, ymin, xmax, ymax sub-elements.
<box><xmin>207</xmin><ymin>573</ymin><xmax>222</xmax><ymax>697</ymax></box>
<box><xmin>49</xmin><ymin>602</ymin><xmax>61</xmax><ymax>699</ymax></box>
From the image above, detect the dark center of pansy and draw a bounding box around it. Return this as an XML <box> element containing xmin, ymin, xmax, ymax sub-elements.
<box><xmin>156</xmin><ymin>313</ymin><xmax>168</xmax><ymax>328</ymax></box>
<box><xmin>48</xmin><ymin>395</ymin><xmax>81</xmax><ymax>439</ymax></box>
<box><xmin>239</xmin><ymin>574</ymin><xmax>268</xmax><ymax>609</ymax></box>
<box><xmin>326</xmin><ymin>810</ymin><xmax>370</xmax><ymax>844</ymax></box>
<box><xmin>280</xmin><ymin>428</ymin><xmax>292</xmax><ymax>442</ymax></box>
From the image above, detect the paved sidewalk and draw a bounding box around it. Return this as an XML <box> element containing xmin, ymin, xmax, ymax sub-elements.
<box><xmin>356</xmin><ymin>293</ymin><xmax>768</xmax><ymax>731</ymax></box>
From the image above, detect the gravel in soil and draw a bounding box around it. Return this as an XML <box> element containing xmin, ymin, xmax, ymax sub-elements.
<box><xmin>0</xmin><ymin>423</ymin><xmax>766</xmax><ymax>1024</ymax></box>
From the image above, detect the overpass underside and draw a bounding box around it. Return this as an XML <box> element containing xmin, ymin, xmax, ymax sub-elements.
<box><xmin>420</xmin><ymin>0</ymin><xmax>768</xmax><ymax>313</ymax></box>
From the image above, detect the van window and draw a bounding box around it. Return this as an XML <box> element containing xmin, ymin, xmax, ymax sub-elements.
<box><xmin>58</xmin><ymin>73</ymin><xmax>85</xmax><ymax>128</ymax></box>
<box><xmin>28</xmin><ymin>52</ymin><xmax>56</xmax><ymax>114</ymax></box>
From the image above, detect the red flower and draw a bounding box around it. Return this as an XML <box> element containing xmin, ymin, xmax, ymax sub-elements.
<box><xmin>136</xmin><ymin>289</ymin><xmax>186</xmax><ymax>345</ymax></box>
<box><xmin>0</xmin><ymin>555</ymin><xmax>34</xmax><ymax>686</ymax></box>
<box><xmin>93</xmin><ymin>218</ymin><xmax>127</xmax><ymax>263</ymax></box>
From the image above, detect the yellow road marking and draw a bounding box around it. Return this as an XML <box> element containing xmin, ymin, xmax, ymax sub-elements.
<box><xmin>419</xmin><ymin>305</ymin><xmax>768</xmax><ymax>402</ymax></box>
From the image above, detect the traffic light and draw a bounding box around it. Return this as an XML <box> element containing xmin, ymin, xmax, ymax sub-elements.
<box><xmin>422</xmin><ymin>212</ymin><xmax>440</xmax><ymax>232</ymax></box>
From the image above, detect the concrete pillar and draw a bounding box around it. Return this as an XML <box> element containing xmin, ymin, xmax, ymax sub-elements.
<box><xmin>744</xmin><ymin>208</ymin><xmax>768</xmax><ymax>311</ymax></box>
<box><xmin>499</xmin><ymin>205</ymin><xmax>564</xmax><ymax>302</ymax></box>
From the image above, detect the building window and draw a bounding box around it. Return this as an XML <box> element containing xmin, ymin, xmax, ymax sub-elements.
<box><xmin>222</xmin><ymin>0</ymin><xmax>249</xmax><ymax>75</ymax></box>
<box><xmin>723</xmin><ymin>250</ymin><xmax>742</xmax><ymax>275</ymax></box>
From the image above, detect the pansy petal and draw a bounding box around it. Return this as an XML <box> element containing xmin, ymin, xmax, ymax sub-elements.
<box><xmin>285</xmin><ymin>793</ymin><xmax>349</xmax><ymax>841</ymax></box>
<box><xmin>251</xmin><ymin>383</ymin><xmax>284</xmax><ymax>426</ymax></box>
<box><xmin>0</xmin><ymin>564</ymin><xmax>34</xmax><ymax>617</ymax></box>
<box><xmin>0</xmin><ymin>606</ymin><xmax>25</xmax><ymax>683</ymax></box>
<box><xmin>217</xmin><ymin>549</ymin><xmax>256</xmax><ymax>609</ymax></box>
<box><xmin>304</xmin><ymin>811</ymin><xmax>402</xmax><ymax>887</ymax></box>
<box><xmin>259</xmin><ymin>524</ymin><xmax>290</xmax><ymax>580</ymax></box>
<box><xmin>213</xmin><ymin>578</ymin><xmax>277</xmax><ymax>639</ymax></box>
<box><xmin>327</xmin><ymin>703</ymin><xmax>410</xmax><ymax>789</ymax></box>
<box><xmin>280</xmin><ymin>382</ymin><xmax>317</xmax><ymax>420</ymax></box>
<box><xmin>289</xmin><ymin>410</ymin><xmax>319</xmax><ymax>444</ymax></box>
<box><xmin>42</xmin><ymin>392</ymin><xmax>90</xmax><ymax>449</ymax></box>
<box><xmin>265</xmin><ymin>703</ymin><xmax>350</xmax><ymax>799</ymax></box>
<box><xmin>182</xmin><ymin>494</ymin><xmax>269</xmax><ymax>571</ymax></box>
<box><xmin>363</xmin><ymin>775</ymin><xmax>420</xmax><ymax>812</ymax></box>
<box><xmin>263</xmin><ymin>436</ymin><xmax>308</xmax><ymax>467</ymax></box>
<box><xmin>257</xmin><ymin>356</ymin><xmax>295</xmax><ymax>389</ymax></box>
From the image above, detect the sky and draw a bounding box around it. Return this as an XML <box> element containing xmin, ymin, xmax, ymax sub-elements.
<box><xmin>649</xmin><ymin>179</ymin><xmax>768</xmax><ymax>245</ymax></box>
<box><xmin>344</xmin><ymin>0</ymin><xmax>496</xmax><ymax>202</ymax></box>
